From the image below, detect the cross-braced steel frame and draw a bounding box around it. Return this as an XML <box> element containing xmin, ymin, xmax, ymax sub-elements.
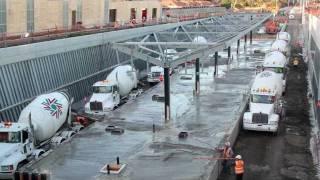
<box><xmin>112</xmin><ymin>13</ymin><xmax>271</xmax><ymax>68</ymax></box>
<box><xmin>112</xmin><ymin>13</ymin><xmax>271</xmax><ymax>122</ymax></box>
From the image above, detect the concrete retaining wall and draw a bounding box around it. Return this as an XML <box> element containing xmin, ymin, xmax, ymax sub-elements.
<box><xmin>209</xmin><ymin>95</ymin><xmax>249</xmax><ymax>180</ymax></box>
<box><xmin>307</xmin><ymin>15</ymin><xmax>320</xmax><ymax>126</ymax></box>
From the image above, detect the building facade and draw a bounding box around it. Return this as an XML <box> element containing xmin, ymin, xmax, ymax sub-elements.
<box><xmin>1</xmin><ymin>0</ymin><xmax>161</xmax><ymax>36</ymax></box>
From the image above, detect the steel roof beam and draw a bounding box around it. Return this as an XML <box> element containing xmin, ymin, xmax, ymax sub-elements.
<box><xmin>138</xmin><ymin>45</ymin><xmax>162</xmax><ymax>56</ymax></box>
<box><xmin>158</xmin><ymin>32</ymin><xmax>238</xmax><ymax>35</ymax></box>
<box><xmin>153</xmin><ymin>33</ymin><xmax>164</xmax><ymax>55</ymax></box>
<box><xmin>112</xmin><ymin>13</ymin><xmax>272</xmax><ymax>68</ymax></box>
<box><xmin>180</xmin><ymin>25</ymin><xmax>193</xmax><ymax>42</ymax></box>
<box><xmin>224</xmin><ymin>14</ymin><xmax>271</xmax><ymax>47</ymax></box>
<box><xmin>118</xmin><ymin>42</ymin><xmax>220</xmax><ymax>48</ymax></box>
<box><xmin>112</xmin><ymin>44</ymin><xmax>164</xmax><ymax>67</ymax></box>
<box><xmin>169</xmin><ymin>43</ymin><xmax>226</xmax><ymax>67</ymax></box>
<box><xmin>141</xmin><ymin>35</ymin><xmax>150</xmax><ymax>42</ymax></box>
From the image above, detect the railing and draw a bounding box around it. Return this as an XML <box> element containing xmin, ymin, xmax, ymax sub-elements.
<box><xmin>0</xmin><ymin>12</ymin><xmax>225</xmax><ymax>48</ymax></box>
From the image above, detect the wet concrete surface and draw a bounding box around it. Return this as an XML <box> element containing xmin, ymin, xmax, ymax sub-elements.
<box><xmin>23</xmin><ymin>40</ymin><xmax>272</xmax><ymax>180</ymax></box>
<box><xmin>218</xmin><ymin>17</ymin><xmax>317</xmax><ymax>180</ymax></box>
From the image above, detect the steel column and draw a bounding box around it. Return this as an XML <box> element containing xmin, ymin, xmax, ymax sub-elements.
<box><xmin>146</xmin><ymin>62</ymin><xmax>150</xmax><ymax>74</ymax></box>
<box><xmin>195</xmin><ymin>58</ymin><xmax>200</xmax><ymax>95</ymax></box>
<box><xmin>227</xmin><ymin>46</ymin><xmax>231</xmax><ymax>64</ymax></box>
<box><xmin>237</xmin><ymin>39</ymin><xmax>240</xmax><ymax>55</ymax></box>
<box><xmin>185</xmin><ymin>62</ymin><xmax>187</xmax><ymax>74</ymax></box>
<box><xmin>164</xmin><ymin>67</ymin><xmax>170</xmax><ymax>122</ymax></box>
<box><xmin>214</xmin><ymin>52</ymin><xmax>218</xmax><ymax>77</ymax></box>
<box><xmin>250</xmin><ymin>15</ymin><xmax>253</xmax><ymax>45</ymax></box>
<box><xmin>244</xmin><ymin>35</ymin><xmax>247</xmax><ymax>44</ymax></box>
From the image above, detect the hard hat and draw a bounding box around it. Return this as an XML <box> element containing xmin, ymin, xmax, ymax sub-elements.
<box><xmin>225</xmin><ymin>142</ymin><xmax>231</xmax><ymax>147</ymax></box>
<box><xmin>235</xmin><ymin>155</ymin><xmax>242</xmax><ymax>159</ymax></box>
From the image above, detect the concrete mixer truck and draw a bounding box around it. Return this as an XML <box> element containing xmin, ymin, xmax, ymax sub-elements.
<box><xmin>271</xmin><ymin>39</ymin><xmax>290</xmax><ymax>56</ymax></box>
<box><xmin>243</xmin><ymin>71</ymin><xmax>285</xmax><ymax>134</ymax></box>
<box><xmin>0</xmin><ymin>91</ymin><xmax>79</xmax><ymax>178</ymax></box>
<box><xmin>85</xmin><ymin>65</ymin><xmax>141</xmax><ymax>115</ymax></box>
<box><xmin>262</xmin><ymin>51</ymin><xmax>288</xmax><ymax>93</ymax></box>
<box><xmin>276</xmin><ymin>32</ymin><xmax>291</xmax><ymax>43</ymax></box>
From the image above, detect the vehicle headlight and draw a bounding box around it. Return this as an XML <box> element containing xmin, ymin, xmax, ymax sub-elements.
<box><xmin>1</xmin><ymin>165</ymin><xmax>14</xmax><ymax>172</ymax></box>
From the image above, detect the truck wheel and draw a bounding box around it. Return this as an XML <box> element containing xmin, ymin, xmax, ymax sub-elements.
<box><xmin>17</xmin><ymin>161</ymin><xmax>27</xmax><ymax>170</ymax></box>
<box><xmin>272</xmin><ymin>132</ymin><xmax>277</xmax><ymax>136</ymax></box>
<box><xmin>17</xmin><ymin>163</ymin><xmax>23</xmax><ymax>170</ymax></box>
<box><xmin>37</xmin><ymin>152</ymin><xmax>44</xmax><ymax>159</ymax></box>
<box><xmin>272</xmin><ymin>130</ymin><xmax>278</xmax><ymax>136</ymax></box>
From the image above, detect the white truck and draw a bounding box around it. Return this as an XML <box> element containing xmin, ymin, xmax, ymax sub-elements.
<box><xmin>0</xmin><ymin>91</ymin><xmax>78</xmax><ymax>178</ymax></box>
<box><xmin>147</xmin><ymin>49</ymin><xmax>177</xmax><ymax>84</ymax></box>
<box><xmin>85</xmin><ymin>65</ymin><xmax>139</xmax><ymax>115</ymax></box>
<box><xmin>276</xmin><ymin>32</ymin><xmax>291</xmax><ymax>43</ymax></box>
<box><xmin>271</xmin><ymin>39</ymin><xmax>289</xmax><ymax>56</ymax></box>
<box><xmin>147</xmin><ymin>66</ymin><xmax>165</xmax><ymax>83</ymax></box>
<box><xmin>263</xmin><ymin>51</ymin><xmax>287</xmax><ymax>92</ymax></box>
<box><xmin>243</xmin><ymin>71</ymin><xmax>284</xmax><ymax>133</ymax></box>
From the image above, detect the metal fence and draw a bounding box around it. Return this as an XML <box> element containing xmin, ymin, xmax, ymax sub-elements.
<box><xmin>0</xmin><ymin>43</ymin><xmax>145</xmax><ymax>121</ymax></box>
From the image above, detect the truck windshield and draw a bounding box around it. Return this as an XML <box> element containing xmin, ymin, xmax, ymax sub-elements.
<box><xmin>0</xmin><ymin>132</ymin><xmax>21</xmax><ymax>143</ymax></box>
<box><xmin>251</xmin><ymin>95</ymin><xmax>275</xmax><ymax>104</ymax></box>
<box><xmin>93</xmin><ymin>86</ymin><xmax>112</xmax><ymax>93</ymax></box>
<box><xmin>152</xmin><ymin>72</ymin><xmax>161</xmax><ymax>77</ymax></box>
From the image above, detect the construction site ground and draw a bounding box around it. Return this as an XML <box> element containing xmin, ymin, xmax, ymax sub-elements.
<box><xmin>22</xmin><ymin>39</ymin><xmax>272</xmax><ymax>180</ymax></box>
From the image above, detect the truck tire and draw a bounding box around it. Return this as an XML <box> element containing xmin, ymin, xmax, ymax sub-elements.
<box><xmin>37</xmin><ymin>152</ymin><xmax>44</xmax><ymax>159</ymax></box>
<box><xmin>272</xmin><ymin>129</ymin><xmax>279</xmax><ymax>136</ymax></box>
<box><xmin>17</xmin><ymin>160</ymin><xmax>28</xmax><ymax>170</ymax></box>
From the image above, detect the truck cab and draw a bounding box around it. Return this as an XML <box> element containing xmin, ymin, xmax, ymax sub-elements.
<box><xmin>263</xmin><ymin>51</ymin><xmax>287</xmax><ymax>92</ymax></box>
<box><xmin>243</xmin><ymin>71</ymin><xmax>284</xmax><ymax>133</ymax></box>
<box><xmin>85</xmin><ymin>80</ymin><xmax>120</xmax><ymax>114</ymax></box>
<box><xmin>0</xmin><ymin>122</ymin><xmax>34</xmax><ymax>177</ymax></box>
<box><xmin>147</xmin><ymin>66</ymin><xmax>173</xmax><ymax>84</ymax></box>
<box><xmin>147</xmin><ymin>66</ymin><xmax>164</xmax><ymax>83</ymax></box>
<box><xmin>85</xmin><ymin>65</ymin><xmax>138</xmax><ymax>115</ymax></box>
<box><xmin>147</xmin><ymin>49</ymin><xmax>177</xmax><ymax>84</ymax></box>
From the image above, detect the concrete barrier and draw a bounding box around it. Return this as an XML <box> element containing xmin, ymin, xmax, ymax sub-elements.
<box><xmin>209</xmin><ymin>95</ymin><xmax>249</xmax><ymax>180</ymax></box>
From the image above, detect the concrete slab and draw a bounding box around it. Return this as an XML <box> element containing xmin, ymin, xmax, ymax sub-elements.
<box><xmin>24</xmin><ymin>39</ymin><xmax>273</xmax><ymax>180</ymax></box>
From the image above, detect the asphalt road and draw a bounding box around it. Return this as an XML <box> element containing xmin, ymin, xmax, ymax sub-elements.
<box><xmin>218</xmin><ymin>17</ymin><xmax>317</xmax><ymax>180</ymax></box>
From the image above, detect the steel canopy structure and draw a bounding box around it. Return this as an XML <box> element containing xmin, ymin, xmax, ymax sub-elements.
<box><xmin>112</xmin><ymin>13</ymin><xmax>271</xmax><ymax>122</ymax></box>
<box><xmin>113</xmin><ymin>13</ymin><xmax>271</xmax><ymax>68</ymax></box>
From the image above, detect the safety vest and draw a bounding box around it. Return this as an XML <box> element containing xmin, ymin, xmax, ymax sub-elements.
<box><xmin>235</xmin><ymin>160</ymin><xmax>244</xmax><ymax>174</ymax></box>
<box><xmin>223</xmin><ymin>147</ymin><xmax>231</xmax><ymax>158</ymax></box>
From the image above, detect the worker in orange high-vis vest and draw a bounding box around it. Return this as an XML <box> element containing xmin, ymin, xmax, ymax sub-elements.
<box><xmin>234</xmin><ymin>155</ymin><xmax>244</xmax><ymax>180</ymax></box>
<box><xmin>215</xmin><ymin>141</ymin><xmax>233</xmax><ymax>172</ymax></box>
